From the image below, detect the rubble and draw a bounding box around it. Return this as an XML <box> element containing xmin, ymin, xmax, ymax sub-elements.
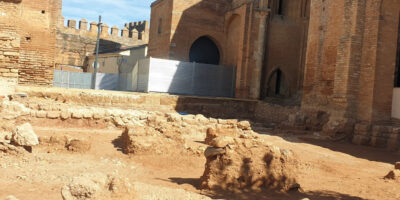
<box><xmin>384</xmin><ymin>170</ymin><xmax>400</xmax><ymax>180</ymax></box>
<box><xmin>61</xmin><ymin>173</ymin><xmax>134</xmax><ymax>200</ymax></box>
<box><xmin>201</xmin><ymin>136</ymin><xmax>299</xmax><ymax>192</ymax></box>
<box><xmin>66</xmin><ymin>139</ymin><xmax>92</xmax><ymax>153</ymax></box>
<box><xmin>12</xmin><ymin>123</ymin><xmax>39</xmax><ymax>147</ymax></box>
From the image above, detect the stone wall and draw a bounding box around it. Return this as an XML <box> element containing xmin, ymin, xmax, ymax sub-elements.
<box><xmin>14</xmin><ymin>85</ymin><xmax>298</xmax><ymax>124</ymax></box>
<box><xmin>56</xmin><ymin>18</ymin><xmax>149</xmax><ymax>67</ymax></box>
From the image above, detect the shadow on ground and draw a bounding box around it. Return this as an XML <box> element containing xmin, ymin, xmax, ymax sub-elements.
<box><xmin>296</xmin><ymin>136</ymin><xmax>398</xmax><ymax>164</ymax></box>
<box><xmin>167</xmin><ymin>177</ymin><xmax>365</xmax><ymax>200</ymax></box>
<box><xmin>111</xmin><ymin>135</ymin><xmax>124</xmax><ymax>153</ymax></box>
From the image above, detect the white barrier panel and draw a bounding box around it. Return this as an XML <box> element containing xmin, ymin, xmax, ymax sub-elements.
<box><xmin>392</xmin><ymin>88</ymin><xmax>400</xmax><ymax>120</ymax></box>
<box><xmin>138</xmin><ymin>58</ymin><xmax>236</xmax><ymax>98</ymax></box>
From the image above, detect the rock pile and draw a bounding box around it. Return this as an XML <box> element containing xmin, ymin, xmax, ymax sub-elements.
<box><xmin>384</xmin><ymin>162</ymin><xmax>400</xmax><ymax>180</ymax></box>
<box><xmin>61</xmin><ymin>173</ymin><xmax>134</xmax><ymax>200</ymax></box>
<box><xmin>0</xmin><ymin>123</ymin><xmax>39</xmax><ymax>154</ymax></box>
<box><xmin>201</xmin><ymin>131</ymin><xmax>299</xmax><ymax>192</ymax></box>
<box><xmin>121</xmin><ymin>114</ymin><xmax>256</xmax><ymax>156</ymax></box>
<box><xmin>121</xmin><ymin>126</ymin><xmax>184</xmax><ymax>155</ymax></box>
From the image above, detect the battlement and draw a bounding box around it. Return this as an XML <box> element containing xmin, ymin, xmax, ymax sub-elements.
<box><xmin>59</xmin><ymin>17</ymin><xmax>149</xmax><ymax>42</ymax></box>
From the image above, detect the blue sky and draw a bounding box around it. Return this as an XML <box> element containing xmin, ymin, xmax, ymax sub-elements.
<box><xmin>62</xmin><ymin>0</ymin><xmax>154</xmax><ymax>29</ymax></box>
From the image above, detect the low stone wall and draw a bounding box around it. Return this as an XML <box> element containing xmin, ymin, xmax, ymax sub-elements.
<box><xmin>353</xmin><ymin>124</ymin><xmax>400</xmax><ymax>151</ymax></box>
<box><xmin>14</xmin><ymin>86</ymin><xmax>299</xmax><ymax>124</ymax></box>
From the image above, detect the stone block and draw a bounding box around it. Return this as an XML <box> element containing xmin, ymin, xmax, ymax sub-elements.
<box><xmin>83</xmin><ymin>111</ymin><xmax>93</xmax><ymax>119</ymax></box>
<box><xmin>0</xmin><ymin>68</ymin><xmax>10</xmax><ymax>73</ymax></box>
<box><xmin>354</xmin><ymin>123</ymin><xmax>371</xmax><ymax>134</ymax></box>
<box><xmin>352</xmin><ymin>135</ymin><xmax>370</xmax><ymax>146</ymax></box>
<box><xmin>387</xmin><ymin>134</ymin><xmax>400</xmax><ymax>151</ymax></box>
<box><xmin>71</xmin><ymin>111</ymin><xmax>83</xmax><ymax>119</ymax></box>
<box><xmin>3</xmin><ymin>52</ymin><xmax>19</xmax><ymax>56</ymax></box>
<box><xmin>60</xmin><ymin>111</ymin><xmax>70</xmax><ymax>120</ymax></box>
<box><xmin>47</xmin><ymin>111</ymin><xmax>60</xmax><ymax>119</ymax></box>
<box><xmin>36</xmin><ymin>111</ymin><xmax>47</xmax><ymax>118</ymax></box>
<box><xmin>2</xmin><ymin>73</ymin><xmax>18</xmax><ymax>77</ymax></box>
<box><xmin>395</xmin><ymin>162</ymin><xmax>400</xmax><ymax>170</ymax></box>
<box><xmin>370</xmin><ymin>136</ymin><xmax>388</xmax><ymax>148</ymax></box>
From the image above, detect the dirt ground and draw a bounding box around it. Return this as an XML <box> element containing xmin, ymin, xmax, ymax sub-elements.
<box><xmin>1</xmin><ymin>120</ymin><xmax>399</xmax><ymax>200</ymax></box>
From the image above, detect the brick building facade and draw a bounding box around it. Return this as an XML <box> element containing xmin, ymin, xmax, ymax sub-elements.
<box><xmin>149</xmin><ymin>0</ymin><xmax>400</xmax><ymax>148</ymax></box>
<box><xmin>148</xmin><ymin>0</ymin><xmax>310</xmax><ymax>100</ymax></box>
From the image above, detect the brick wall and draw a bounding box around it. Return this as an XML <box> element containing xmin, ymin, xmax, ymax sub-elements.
<box><xmin>0</xmin><ymin>0</ymin><xmax>21</xmax><ymax>89</ymax></box>
<box><xmin>261</xmin><ymin>0</ymin><xmax>310</xmax><ymax>100</ymax></box>
<box><xmin>16</xmin><ymin>0</ymin><xmax>60</xmax><ymax>85</ymax></box>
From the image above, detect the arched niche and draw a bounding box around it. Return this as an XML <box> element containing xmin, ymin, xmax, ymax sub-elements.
<box><xmin>266</xmin><ymin>68</ymin><xmax>289</xmax><ymax>97</ymax></box>
<box><xmin>189</xmin><ymin>36</ymin><xmax>220</xmax><ymax>65</ymax></box>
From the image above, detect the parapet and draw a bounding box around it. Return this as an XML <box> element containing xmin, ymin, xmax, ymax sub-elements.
<box><xmin>59</xmin><ymin>18</ymin><xmax>149</xmax><ymax>42</ymax></box>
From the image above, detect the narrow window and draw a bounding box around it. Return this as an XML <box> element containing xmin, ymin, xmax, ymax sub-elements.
<box><xmin>277</xmin><ymin>0</ymin><xmax>284</xmax><ymax>15</ymax></box>
<box><xmin>395</xmin><ymin>17</ymin><xmax>400</xmax><ymax>87</ymax></box>
<box><xmin>157</xmin><ymin>18</ymin><xmax>162</xmax><ymax>35</ymax></box>
<box><xmin>41</xmin><ymin>10</ymin><xmax>45</xmax><ymax>14</ymax></box>
<box><xmin>275</xmin><ymin>69</ymin><xmax>282</xmax><ymax>95</ymax></box>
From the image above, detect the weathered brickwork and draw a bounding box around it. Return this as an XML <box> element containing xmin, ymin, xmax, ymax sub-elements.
<box><xmin>0</xmin><ymin>0</ymin><xmax>59</xmax><ymax>86</ymax></box>
<box><xmin>18</xmin><ymin>0</ymin><xmax>60</xmax><ymax>85</ymax></box>
<box><xmin>0</xmin><ymin>0</ymin><xmax>21</xmax><ymax>85</ymax></box>
<box><xmin>56</xmin><ymin>18</ymin><xmax>149</xmax><ymax>67</ymax></box>
<box><xmin>301</xmin><ymin>0</ymin><xmax>400</xmax><ymax>149</ymax></box>
<box><xmin>0</xmin><ymin>0</ymin><xmax>149</xmax><ymax>86</ymax></box>
<box><xmin>149</xmin><ymin>0</ymin><xmax>400</xmax><ymax>150</ymax></box>
<box><xmin>148</xmin><ymin>0</ymin><xmax>310</xmax><ymax>100</ymax></box>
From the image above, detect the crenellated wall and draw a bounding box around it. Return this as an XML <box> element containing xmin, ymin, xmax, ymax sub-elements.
<box><xmin>56</xmin><ymin>18</ymin><xmax>149</xmax><ymax>67</ymax></box>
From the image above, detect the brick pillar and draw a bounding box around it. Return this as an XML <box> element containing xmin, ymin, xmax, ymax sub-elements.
<box><xmin>249</xmin><ymin>10</ymin><xmax>269</xmax><ymax>99</ymax></box>
<box><xmin>331</xmin><ymin>0</ymin><xmax>366</xmax><ymax>119</ymax></box>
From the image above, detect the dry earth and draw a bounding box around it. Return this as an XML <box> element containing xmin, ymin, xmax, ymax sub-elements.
<box><xmin>1</xmin><ymin>121</ymin><xmax>399</xmax><ymax>200</ymax></box>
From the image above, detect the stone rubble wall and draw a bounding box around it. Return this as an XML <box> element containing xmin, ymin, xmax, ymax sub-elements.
<box><xmin>14</xmin><ymin>86</ymin><xmax>299</xmax><ymax>124</ymax></box>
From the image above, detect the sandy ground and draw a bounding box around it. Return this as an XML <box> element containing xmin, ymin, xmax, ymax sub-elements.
<box><xmin>1</xmin><ymin>123</ymin><xmax>399</xmax><ymax>200</ymax></box>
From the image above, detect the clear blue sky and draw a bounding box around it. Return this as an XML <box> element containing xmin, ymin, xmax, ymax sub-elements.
<box><xmin>62</xmin><ymin>0</ymin><xmax>154</xmax><ymax>29</ymax></box>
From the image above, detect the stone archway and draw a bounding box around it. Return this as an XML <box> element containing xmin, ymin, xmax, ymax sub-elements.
<box><xmin>189</xmin><ymin>36</ymin><xmax>220</xmax><ymax>65</ymax></box>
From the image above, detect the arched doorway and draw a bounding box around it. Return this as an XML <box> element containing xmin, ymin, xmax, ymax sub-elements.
<box><xmin>189</xmin><ymin>36</ymin><xmax>220</xmax><ymax>65</ymax></box>
<box><xmin>267</xmin><ymin>69</ymin><xmax>288</xmax><ymax>97</ymax></box>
